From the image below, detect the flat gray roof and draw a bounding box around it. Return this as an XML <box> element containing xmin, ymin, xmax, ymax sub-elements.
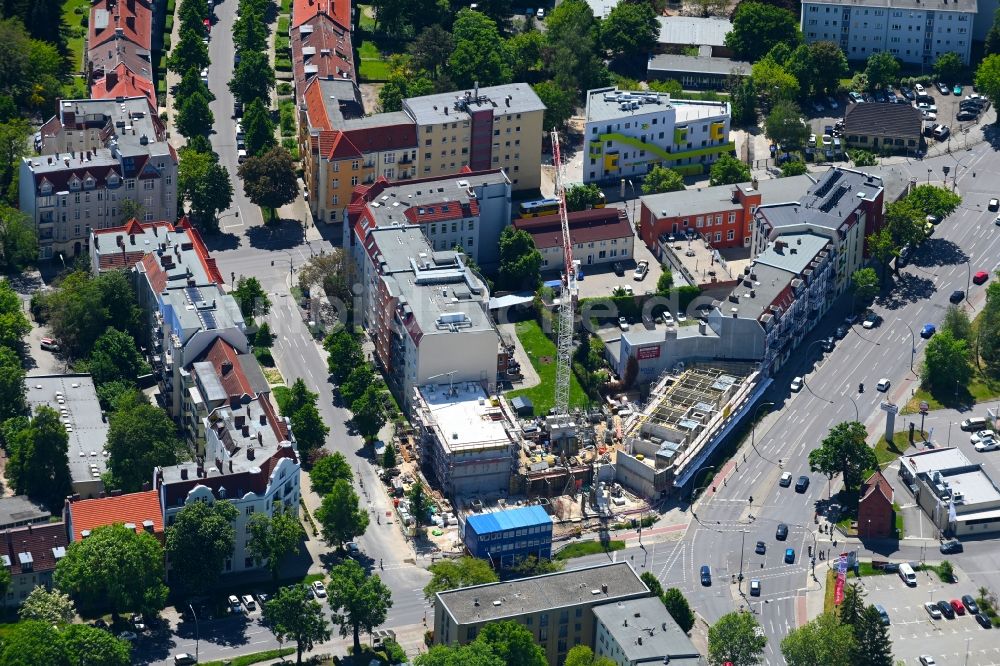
<box><xmin>363</xmin><ymin>171</ymin><xmax>509</xmax><ymax>230</ymax></box>
<box><xmin>404</xmin><ymin>83</ymin><xmax>544</xmax><ymax>126</ymax></box>
<box><xmin>437</xmin><ymin>561</ymin><xmax>648</xmax><ymax>625</ymax></box>
<box><xmin>656</xmin><ymin>16</ymin><xmax>732</xmax><ymax>47</ymax></box>
<box><xmin>940</xmin><ymin>467</ymin><xmax>1000</xmax><ymax>506</ymax></box>
<box><xmin>723</xmin><ymin>262</ymin><xmax>797</xmax><ymax>321</ymax></box>
<box><xmin>758</xmin><ymin>167</ymin><xmax>884</xmax><ymax>231</ymax></box>
<box><xmin>642</xmin><ymin>174</ymin><xmax>814</xmax><ymax>220</ymax></box>
<box><xmin>803</xmin><ymin>0</ymin><xmax>975</xmax><ymax>10</ymax></box>
<box><xmin>585</xmin><ymin>87</ymin><xmax>728</xmax><ymax>124</ymax></box>
<box><xmin>753</xmin><ymin>232</ymin><xmax>831</xmax><ymax>275</ymax></box>
<box><xmin>25</xmin><ymin>375</ymin><xmax>109</xmax><ymax>486</ymax></box>
<box><xmin>592</xmin><ymin>597</ymin><xmax>704</xmax><ymax>664</ymax></box>
<box><xmin>648</xmin><ymin>54</ymin><xmax>750</xmax><ymax>77</ymax></box>
<box><xmin>0</xmin><ymin>496</ymin><xmax>51</xmax><ymax>528</ymax></box>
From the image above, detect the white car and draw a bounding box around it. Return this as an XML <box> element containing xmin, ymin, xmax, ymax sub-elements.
<box><xmin>821</xmin><ymin>134</ymin><xmax>832</xmax><ymax>146</ymax></box>
<box><xmin>619</xmin><ymin>284</ymin><xmax>634</xmax><ymax>296</ymax></box>
<box><xmin>311</xmin><ymin>581</ymin><xmax>327</xmax><ymax>598</ymax></box>
<box><xmin>974</xmin><ymin>438</ymin><xmax>998</xmax><ymax>452</ymax></box>
<box><xmin>790</xmin><ymin>377</ymin><xmax>803</xmax><ymax>392</ymax></box>
<box><xmin>618</xmin><ymin>316</ymin><xmax>629</xmax><ymax>331</ymax></box>
<box><xmin>991</xmin><ymin>198</ymin><xmax>1000</xmax><ymax>211</ymax></box>
<box><xmin>676</xmin><ymin>312</ymin><xmax>687</xmax><ymax>322</ymax></box>
<box><xmin>924</xmin><ymin>602</ymin><xmax>942</xmax><ymax>619</ymax></box>
<box><xmin>633</xmin><ymin>260</ymin><xmax>649</xmax><ymax>281</ymax></box>
<box><xmin>876</xmin><ymin>378</ymin><xmax>891</xmax><ymax>392</ymax></box>
<box><xmin>662</xmin><ymin>311</ymin><xmax>675</xmax><ymax>324</ymax></box>
<box><xmin>919</xmin><ymin>657</ymin><xmax>937</xmax><ymax>666</ymax></box>
<box><xmin>923</xmin><ymin>110</ymin><xmax>937</xmax><ymax>121</ymax></box>
<box><xmin>971</xmin><ymin>429</ymin><xmax>997</xmax><ymax>445</ymax></box>
<box><xmin>915</xmin><ymin>83</ymin><xmax>926</xmax><ymax>94</ymax></box>
<box><xmin>779</xmin><ymin>471</ymin><xmax>793</xmax><ymax>487</ymax></box>
<box><xmin>808</xmin><ymin>133</ymin><xmax>817</xmax><ymax>147</ymax></box>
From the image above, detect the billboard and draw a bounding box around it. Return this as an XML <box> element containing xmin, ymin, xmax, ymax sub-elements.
<box><xmin>636</xmin><ymin>345</ymin><xmax>661</xmax><ymax>360</ymax></box>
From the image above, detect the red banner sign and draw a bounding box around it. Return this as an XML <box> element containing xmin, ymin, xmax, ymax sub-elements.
<box><xmin>636</xmin><ymin>345</ymin><xmax>661</xmax><ymax>360</ymax></box>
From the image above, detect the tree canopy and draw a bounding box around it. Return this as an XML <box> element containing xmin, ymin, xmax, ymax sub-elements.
<box><xmin>933</xmin><ymin>51</ymin><xmax>963</xmax><ymax>84</ymax></box>
<box><xmin>642</xmin><ymin>165</ymin><xmax>685</xmax><ymax>194</ymax></box>
<box><xmin>781</xmin><ymin>612</ymin><xmax>856</xmax><ymax>666</ymax></box>
<box><xmin>808</xmin><ymin>421</ymin><xmax>878</xmax><ymax>497</ymax></box>
<box><xmin>177</xmin><ymin>147</ymin><xmax>233</xmax><ymax>232</ymax></box>
<box><xmin>863</xmin><ymin>52</ymin><xmax>900</xmax><ymax>91</ymax></box>
<box><xmin>309</xmin><ymin>451</ymin><xmax>353</xmax><ymax>496</ymax></box>
<box><xmin>709</xmin><ymin>154</ymin><xmax>751</xmax><ymax>186</ymax></box>
<box><xmin>316</xmin><ymin>479</ymin><xmax>369</xmax><ymax>549</ymax></box>
<box><xmin>350</xmin><ymin>384</ymin><xmax>388</xmax><ymax>443</ymax></box>
<box><xmin>600</xmin><ymin>1</ymin><xmax>658</xmax><ymax>60</ymax></box>
<box><xmin>922</xmin><ymin>329</ymin><xmax>972</xmax><ymax>395</ymax></box>
<box><xmin>106</xmin><ymin>398</ymin><xmax>184</xmax><ymax>493</ymax></box>
<box><xmin>497</xmin><ymin>226</ymin><xmax>542</xmax><ymax>291</ymax></box>
<box><xmin>327</xmin><ymin>558</ymin><xmax>393</xmax><ymax>654</ymax></box>
<box><xmin>565</xmin><ymin>183</ymin><xmax>603</xmax><ymax>212</ymax></box>
<box><xmin>229</xmin><ymin>50</ymin><xmax>276</xmax><ymax>105</ymax></box>
<box><xmin>0</xmin><ymin>206</ymin><xmax>37</xmax><ymax>271</ymax></box>
<box><xmin>764</xmin><ymin>100</ymin><xmax>809</xmax><ymax>148</ymax></box>
<box><xmin>263</xmin><ymin>584</ymin><xmax>331</xmax><ymax>665</ymax></box>
<box><xmin>87</xmin><ymin>327</ymin><xmax>148</xmax><ymax>386</ymax></box>
<box><xmin>424</xmin><ymin>556</ymin><xmax>500</xmax><ymax>600</ymax></box>
<box><xmin>448</xmin><ymin>9</ymin><xmax>512</xmax><ymax>88</ymax></box>
<box><xmin>975</xmin><ymin>54</ymin><xmax>1000</xmax><ymax>113</ymax></box>
<box><xmin>851</xmin><ymin>267</ymin><xmax>879</xmax><ymax>303</ymax></box>
<box><xmin>5</xmin><ymin>405</ymin><xmax>71</xmax><ymax>509</ymax></box>
<box><xmin>725</xmin><ymin>2</ymin><xmax>801</xmax><ymax>62</ymax></box>
<box><xmin>533</xmin><ymin>80</ymin><xmax>576</xmax><ymax>131</ymax></box>
<box><xmin>19</xmin><ymin>587</ymin><xmax>76</xmax><ymax>625</ymax></box>
<box><xmin>238</xmin><ymin>146</ymin><xmax>298</xmax><ymax>222</ymax></box>
<box><xmin>707</xmin><ymin>611</ymin><xmax>768</xmax><ymax>666</ymax></box>
<box><xmin>165</xmin><ymin>500</ymin><xmax>239</xmax><ymax>596</ymax></box>
<box><xmin>247</xmin><ymin>508</ymin><xmax>304</xmax><ymax>580</ymax></box>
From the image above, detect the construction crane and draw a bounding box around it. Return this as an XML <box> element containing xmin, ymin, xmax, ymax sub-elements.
<box><xmin>550</xmin><ymin>130</ymin><xmax>575</xmax><ymax>416</ymax></box>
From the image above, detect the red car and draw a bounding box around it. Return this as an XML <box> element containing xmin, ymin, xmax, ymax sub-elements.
<box><xmin>951</xmin><ymin>599</ymin><xmax>966</xmax><ymax>616</ymax></box>
<box><xmin>973</xmin><ymin>271</ymin><xmax>989</xmax><ymax>285</ymax></box>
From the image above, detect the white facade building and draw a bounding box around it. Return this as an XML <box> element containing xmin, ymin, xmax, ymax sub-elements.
<box><xmin>19</xmin><ymin>97</ymin><xmax>178</xmax><ymax>260</ymax></box>
<box><xmin>583</xmin><ymin>87</ymin><xmax>732</xmax><ymax>184</ymax></box>
<box><xmin>800</xmin><ymin>0</ymin><xmax>975</xmax><ymax>67</ymax></box>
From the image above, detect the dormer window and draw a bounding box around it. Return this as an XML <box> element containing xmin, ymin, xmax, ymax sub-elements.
<box><xmin>107</xmin><ymin>173</ymin><xmax>120</xmax><ymax>187</ymax></box>
<box><xmin>40</xmin><ymin>182</ymin><xmax>52</xmax><ymax>195</ymax></box>
<box><xmin>69</xmin><ymin>177</ymin><xmax>81</xmax><ymax>191</ymax></box>
<box><xmin>17</xmin><ymin>552</ymin><xmax>32</xmax><ymax>572</ymax></box>
<box><xmin>84</xmin><ymin>177</ymin><xmax>95</xmax><ymax>190</ymax></box>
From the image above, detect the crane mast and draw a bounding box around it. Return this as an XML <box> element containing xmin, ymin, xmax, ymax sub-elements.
<box><xmin>550</xmin><ymin>130</ymin><xmax>575</xmax><ymax>416</ymax></box>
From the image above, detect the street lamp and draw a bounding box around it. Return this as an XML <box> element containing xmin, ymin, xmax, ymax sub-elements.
<box><xmin>188</xmin><ymin>604</ymin><xmax>200</xmax><ymax>662</ymax></box>
<box><xmin>964</xmin><ymin>259</ymin><xmax>971</xmax><ymax>304</ymax></box>
<box><xmin>899</xmin><ymin>319</ymin><xmax>917</xmax><ymax>376</ymax></box>
<box><xmin>737</xmin><ymin>529</ymin><xmax>747</xmax><ymax>593</ymax></box>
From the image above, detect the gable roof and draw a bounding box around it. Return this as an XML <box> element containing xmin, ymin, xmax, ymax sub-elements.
<box><xmin>1</xmin><ymin>523</ymin><xmax>68</xmax><ymax>576</ymax></box>
<box><xmin>195</xmin><ymin>337</ymin><xmax>257</xmax><ymax>401</ymax></box>
<box><xmin>89</xmin><ymin>0</ymin><xmax>153</xmax><ymax>51</ymax></box>
<box><xmin>514</xmin><ymin>208</ymin><xmax>633</xmax><ymax>249</ymax></box>
<box><xmin>66</xmin><ymin>490</ymin><xmax>164</xmax><ymax>542</ymax></box>
<box><xmin>291</xmin><ymin>0</ymin><xmax>350</xmax><ymax>30</ymax></box>
<box><xmin>91</xmin><ymin>62</ymin><xmax>156</xmax><ymax>106</ymax></box>
<box><xmin>861</xmin><ymin>469</ymin><xmax>894</xmax><ymax>504</ymax></box>
<box><xmin>291</xmin><ymin>13</ymin><xmax>354</xmax><ymax>95</ymax></box>
<box><xmin>844</xmin><ymin>102</ymin><xmax>922</xmax><ymax>138</ymax></box>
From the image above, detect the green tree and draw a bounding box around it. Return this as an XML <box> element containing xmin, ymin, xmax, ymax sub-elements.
<box><xmin>378</xmin><ymin>56</ymin><xmax>434</xmax><ymax>113</ymax></box>
<box><xmin>781</xmin><ymin>161</ymin><xmax>808</xmax><ymax>177</ymax></box>
<box><xmin>0</xmin><ymin>119</ymin><xmax>30</xmax><ymax>205</ymax></box>
<box><xmin>424</xmin><ymin>556</ymin><xmax>499</xmax><ymax>600</ymax></box>
<box><xmin>283</xmin><ymin>378</ymin><xmax>318</xmax><ymax>417</ymax></box>
<box><xmin>709</xmin><ymin>154</ymin><xmax>751</xmax><ymax>186</ymax></box>
<box><xmin>0</xmin><ymin>621</ymin><xmax>69</xmax><ymax>666</ymax></box>
<box><xmin>808</xmin><ymin>41</ymin><xmax>849</xmax><ymax>96</ymax></box>
<box><xmin>0</xmin><ymin>345</ymin><xmax>26</xmax><ymax>422</ymax></box>
<box><xmin>781</xmin><ymin>612</ymin><xmax>856</xmax><ymax>666</ymax></box>
<box><xmin>507</xmin><ymin>30</ymin><xmax>545</xmax><ymax>81</ymax></box>
<box><xmin>864</xmin><ymin>52</ymin><xmax>900</xmax><ymax>91</ymax></box>
<box><xmin>764</xmin><ymin>100</ymin><xmax>809</xmax><ymax>148</ymax></box>
<box><xmin>933</xmin><ymin>51</ymin><xmax>964</xmax><ymax>84</ymax></box>
<box><xmin>851</xmin><ymin>267</ymin><xmax>879</xmax><ymax>302</ymax></box>
<box><xmin>40</xmin><ymin>270</ymin><xmax>137</xmax><ymax>360</ymax></box>
<box><xmin>600</xmin><ymin>1</ymin><xmax>658</xmax><ymax>60</ymax></box>
<box><xmin>178</xmin><ymin>147</ymin><xmax>234</xmax><ymax>232</ymax></box>
<box><xmin>477</xmin><ymin>621</ymin><xmax>547</xmax><ymax>666</ymax></box>
<box><xmin>752</xmin><ymin>55</ymin><xmax>799</xmax><ymax>104</ymax></box>
<box><xmin>851</xmin><ymin>150</ymin><xmax>878</xmax><ymax>167</ymax></box>
<box><xmin>662</xmin><ymin>587</ymin><xmax>696</xmax><ymax>633</ymax></box>
<box><xmin>642</xmin><ymin>165</ymin><xmax>685</xmax><ymax>194</ymax></box>
<box><xmin>106</xmin><ymin>400</ymin><xmax>184</xmax><ymax>492</ymax></box>
<box><xmin>987</xmin><ymin>9</ymin><xmax>1000</xmax><ymax>57</ymax></box>
<box><xmin>54</xmin><ymin>524</ymin><xmax>167</xmax><ymax>618</ymax></box>
<box><xmin>350</xmin><ymin>384</ymin><xmax>388</xmax><ymax>442</ymax></box>
<box><xmin>655</xmin><ymin>270</ymin><xmax>675</xmax><ymax>296</ymax></box>
<box><xmin>247</xmin><ymin>508</ymin><xmax>304</xmax><ymax>580</ymax></box>
<box><xmin>640</xmin><ymin>571</ymin><xmax>664</xmax><ymax>597</ymax></box>
<box><xmin>415</xmin><ymin>643</ymin><xmax>505</xmax><ymax>666</ymax></box>
<box><xmin>408</xmin><ymin>481</ymin><xmax>431</xmax><ymax>526</ymax></box>
<box><xmin>327</xmin><ymin>558</ymin><xmax>393</xmax><ymax>654</ymax></box>
<box><xmin>263</xmin><ymin>585</ymin><xmax>331</xmax><ymax>665</ymax></box>
<box><xmin>5</xmin><ymin>405</ymin><xmax>71</xmax><ymax>509</ymax></box>
<box><xmin>408</xmin><ymin>24</ymin><xmax>454</xmax><ymax>78</ymax></box>
<box><xmin>922</xmin><ymin>329</ymin><xmax>972</xmax><ymax>394</ymax></box>
<box><xmin>0</xmin><ymin>206</ymin><xmax>37</xmax><ymax>271</ymax></box>
<box><xmin>854</xmin><ymin>605</ymin><xmax>893</xmax><ymax>666</ymax></box>
<box><xmin>175</xmin><ymin>90</ymin><xmax>214</xmax><ymax>139</ymax></box>
<box><xmin>565</xmin><ymin>183</ymin><xmax>603</xmax><ymax>212</ymax></box>
<box><xmin>291</xmin><ymin>401</ymin><xmax>329</xmax><ymax>454</ymax></box>
<box><xmin>448</xmin><ymin>9</ymin><xmax>512</xmax><ymax>88</ymax></box>
<box><xmin>167</xmin><ymin>27</ymin><xmax>209</xmax><ymax>74</ymax></box>
<box><xmin>88</xmin><ymin>327</ymin><xmax>147</xmax><ymax>386</ymax></box>
<box><xmin>340</xmin><ymin>363</ymin><xmax>376</xmax><ymax>406</ymax></box>
<box><xmin>564</xmin><ymin>646</ymin><xmax>615</xmax><ymax>666</ymax></box>
<box><xmin>497</xmin><ymin>226</ymin><xmax>542</xmax><ymax>290</ymax></box>
<box><xmin>838</xmin><ymin>583</ymin><xmax>866</xmax><ymax>628</ymax></box>
<box><xmin>942</xmin><ymin>305</ymin><xmax>973</xmax><ymax>342</ymax></box>
<box><xmin>229</xmin><ymin>50</ymin><xmax>276</xmax><ymax>105</ymax></box>
<box><xmin>544</xmin><ymin>0</ymin><xmax>608</xmax><ymax>94</ymax></box>
<box><xmin>728</xmin><ymin>75</ymin><xmax>757</xmax><ymax>126</ymax></box>
<box><xmin>309</xmin><ymin>451</ymin><xmax>353</xmax><ymax>496</ymax></box>
<box><xmin>242</xmin><ymin>99</ymin><xmax>277</xmax><ymax>157</ymax></box>
<box><xmin>165</xmin><ymin>500</ymin><xmax>238</xmax><ymax>597</ymax></box>
<box><xmin>316</xmin><ymin>479</ymin><xmax>369</xmax><ymax>549</ymax></box>
<box><xmin>233</xmin><ymin>7</ymin><xmax>267</xmax><ymax>52</ymax></box>
<box><xmin>382</xmin><ymin>442</ymin><xmax>397</xmax><ymax>468</ymax></box>
<box><xmin>0</xmin><ymin>278</ymin><xmax>29</xmax><ymax>352</ymax></box>
<box><xmin>177</xmin><ymin>67</ymin><xmax>213</xmax><ymax>103</ymax></box>
<box><xmin>19</xmin><ymin>587</ymin><xmax>76</xmax><ymax>625</ymax></box>
<box><xmin>866</xmin><ymin>227</ymin><xmax>896</xmax><ymax>282</ymax></box>
<box><xmin>708</xmin><ymin>611</ymin><xmax>767</xmax><ymax>666</ymax></box>
<box><xmin>238</xmin><ymin>146</ymin><xmax>298</xmax><ymax>222</ymax></box>
<box><xmin>324</xmin><ymin>328</ymin><xmax>364</xmax><ymax>383</ymax></box>
<box><xmin>725</xmin><ymin>2</ymin><xmax>801</xmax><ymax>62</ymax></box>
<box><xmin>906</xmin><ymin>185</ymin><xmax>960</xmax><ymax>220</ymax></box>
<box><xmin>61</xmin><ymin>624</ymin><xmax>131</xmax><ymax>666</ymax></box>
<box><xmin>532</xmin><ymin>80</ymin><xmax>575</xmax><ymax>131</ymax></box>
<box><xmin>233</xmin><ymin>276</ymin><xmax>271</xmax><ymax>319</ymax></box>
<box><xmin>808</xmin><ymin>421</ymin><xmax>878</xmax><ymax>497</ymax></box>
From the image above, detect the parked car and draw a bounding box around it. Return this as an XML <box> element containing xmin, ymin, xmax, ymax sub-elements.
<box><xmin>974</xmin><ymin>271</ymin><xmax>990</xmax><ymax>285</ymax></box>
<box><xmin>835</xmin><ymin>325</ymin><xmax>848</xmax><ymax>338</ymax></box>
<box><xmin>346</xmin><ymin>542</ymin><xmax>360</xmax><ymax>556</ymax></box>
<box><xmin>118</xmin><ymin>631</ymin><xmax>137</xmax><ymax>642</ymax></box>
<box><xmin>790</xmin><ymin>376</ymin><xmax>803</xmax><ymax>392</ymax></box>
<box><xmin>936</xmin><ymin>82</ymin><xmax>950</xmax><ymax>94</ymax></box>
<box><xmin>915</xmin><ymin>83</ymin><xmax>926</xmax><ymax>94</ymax></box>
<box><xmin>822</xmin><ymin>336</ymin><xmax>835</xmax><ymax>351</ymax></box>
<box><xmin>974</xmin><ymin>438</ymin><xmax>998</xmax><ymax>452</ymax></box>
<box><xmin>700</xmin><ymin>565</ymin><xmax>711</xmax><ymax>586</ymax></box>
<box><xmin>957</xmin><ymin>110</ymin><xmax>977</xmax><ymax>122</ymax></box>
<box><xmin>633</xmin><ymin>261</ymin><xmax>649</xmax><ymax>281</ymax></box>
<box><xmin>919</xmin><ymin>656</ymin><xmax>937</xmax><ymax>666</ymax></box>
<box><xmin>953</xmin><ymin>84</ymin><xmax>964</xmax><ymax>95</ymax></box>
<box><xmin>749</xmin><ymin>578</ymin><xmax>761</xmax><ymax>596</ymax></box>
<box><xmin>40</xmin><ymin>337</ymin><xmax>60</xmax><ymax>351</ymax></box>
<box><xmin>241</xmin><ymin>594</ymin><xmax>256</xmax><ymax>611</ymax></box>
<box><xmin>951</xmin><ymin>599</ymin><xmax>966</xmax><ymax>616</ymax></box>
<box><xmin>174</xmin><ymin>654</ymin><xmax>198</xmax><ymax>666</ymax></box>
<box><xmin>131</xmin><ymin>614</ymin><xmax>146</xmax><ymax>631</ymax></box>
<box><xmin>990</xmin><ymin>198</ymin><xmax>1000</xmax><ymax>211</ymax></box>
<box><xmin>227</xmin><ymin>595</ymin><xmax>242</xmax><ymax>613</ymax></box>
<box><xmin>937</xmin><ymin>600</ymin><xmax>956</xmax><ymax>619</ymax></box>
<box><xmin>874</xmin><ymin>604</ymin><xmax>890</xmax><ymax>625</ymax></box>
<box><xmin>924</xmin><ymin>602</ymin><xmax>943</xmax><ymax>619</ymax></box>
<box><xmin>962</xmin><ymin>417</ymin><xmax>988</xmax><ymax>431</ymax></box>
<box><xmin>755</xmin><ymin>541</ymin><xmax>766</xmax><ymax>554</ymax></box>
<box><xmin>963</xmin><ymin>595</ymin><xmax>980</xmax><ymax>614</ymax></box>
<box><xmin>976</xmin><ymin>613</ymin><xmax>993</xmax><ymax>629</ymax></box>
<box><xmin>827</xmin><ymin>96</ymin><xmax>838</xmax><ymax>109</ymax></box>
<box><xmin>862</xmin><ymin>312</ymin><xmax>881</xmax><ymax>329</ymax></box>
<box><xmin>921</xmin><ymin>323</ymin><xmax>936</xmax><ymax>338</ymax></box>
<box><xmin>779</xmin><ymin>472</ymin><xmax>793</xmax><ymax>487</ymax></box>
<box><xmin>901</xmin><ymin>86</ymin><xmax>915</xmax><ymax>100</ymax></box>
<box><xmin>971</xmin><ymin>429</ymin><xmax>997</xmax><ymax>445</ymax></box>
<box><xmin>848</xmin><ymin>91</ymin><xmax>864</xmax><ymax>103</ymax></box>
<box><xmin>776</xmin><ymin>523</ymin><xmax>789</xmax><ymax>540</ymax></box>
<box><xmin>618</xmin><ymin>316</ymin><xmax>629</xmax><ymax>331</ymax></box>
<box><xmin>940</xmin><ymin>539</ymin><xmax>964</xmax><ymax>554</ymax></box>
<box><xmin>933</xmin><ymin>125</ymin><xmax>950</xmax><ymax>140</ymax></box>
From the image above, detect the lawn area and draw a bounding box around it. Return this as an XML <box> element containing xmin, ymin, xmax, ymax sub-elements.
<box><xmin>902</xmin><ymin>371</ymin><xmax>1000</xmax><ymax>414</ymax></box>
<box><xmin>357</xmin><ymin>39</ymin><xmax>392</xmax><ymax>82</ymax></box>
<box><xmin>506</xmin><ymin>319</ymin><xmax>590</xmax><ymax>415</ymax></box>
<box><xmin>554</xmin><ymin>539</ymin><xmax>625</xmax><ymax>560</ymax></box>
<box><xmin>272</xmin><ymin>385</ymin><xmax>291</xmax><ymax>414</ymax></box>
<box><xmin>874</xmin><ymin>431</ymin><xmax>920</xmax><ymax>468</ymax></box>
<box><xmin>201</xmin><ymin>648</ymin><xmax>296</xmax><ymax>666</ymax></box>
<box><xmin>62</xmin><ymin>0</ymin><xmax>91</xmax><ymax>73</ymax></box>
<box><xmin>357</xmin><ymin>4</ymin><xmax>377</xmax><ymax>31</ymax></box>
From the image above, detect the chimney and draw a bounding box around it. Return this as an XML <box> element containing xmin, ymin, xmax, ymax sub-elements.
<box><xmin>751</xmin><ymin>177</ymin><xmax>758</xmax><ymax>189</ymax></box>
<box><xmin>234</xmin><ymin>414</ymin><xmax>245</xmax><ymax>429</ymax></box>
<box><xmin>242</xmin><ymin>425</ymin><xmax>250</xmax><ymax>437</ymax></box>
<box><xmin>180</xmin><ymin>467</ymin><xmax>188</xmax><ymax>480</ymax></box>
<box><xmin>259</xmin><ymin>414</ymin><xmax>267</xmax><ymax>425</ymax></box>
<box><xmin>129</xmin><ymin>233</ymin><xmax>135</xmax><ymax>245</ymax></box>
<box><xmin>228</xmin><ymin>460</ymin><xmax>233</xmax><ymax>472</ymax></box>
<box><xmin>247</xmin><ymin>446</ymin><xmax>255</xmax><ymax>461</ymax></box>
<box><xmin>257</xmin><ymin>431</ymin><xmax>263</xmax><ymax>445</ymax></box>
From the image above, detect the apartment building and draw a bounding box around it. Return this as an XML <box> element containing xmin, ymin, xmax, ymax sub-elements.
<box><xmin>301</xmin><ymin>81</ymin><xmax>545</xmax><ymax>224</ymax></box>
<box><xmin>87</xmin><ymin>0</ymin><xmax>155</xmax><ymax>103</ymax></box>
<box><xmin>584</xmin><ymin>87</ymin><xmax>732</xmax><ymax>184</ymax></box>
<box><xmin>0</xmin><ymin>523</ymin><xmax>68</xmax><ymax>608</ymax></box>
<box><xmin>434</xmin><ymin>562</ymin><xmax>651</xmax><ymax>666</ymax></box>
<box><xmin>350</xmin><ymin>224</ymin><xmax>501</xmax><ymax>411</ymax></box>
<box><xmin>593</xmin><ymin>597</ymin><xmax>704</xmax><ymax>665</ymax></box>
<box><xmin>514</xmin><ymin>208</ymin><xmax>635</xmax><ymax>271</ymax></box>
<box><xmin>20</xmin><ymin>97</ymin><xmax>177</xmax><ymax>260</ymax></box>
<box><xmin>345</xmin><ymin>169</ymin><xmax>512</xmax><ymax>269</ymax></box>
<box><xmin>800</xmin><ymin>0</ymin><xmax>975</xmax><ymax>66</ymax></box>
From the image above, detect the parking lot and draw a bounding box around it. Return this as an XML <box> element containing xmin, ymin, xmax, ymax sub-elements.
<box><xmin>857</xmin><ymin>566</ymin><xmax>1000</xmax><ymax>665</ymax></box>
<box><xmin>542</xmin><ymin>233</ymin><xmax>667</xmax><ymax>301</ymax></box>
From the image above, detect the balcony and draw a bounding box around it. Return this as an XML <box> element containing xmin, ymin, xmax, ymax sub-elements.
<box><xmin>399</xmin><ymin>155</ymin><xmax>412</xmax><ymax>164</ymax></box>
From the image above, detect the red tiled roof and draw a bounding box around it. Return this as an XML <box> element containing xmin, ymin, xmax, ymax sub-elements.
<box><xmin>89</xmin><ymin>0</ymin><xmax>153</xmax><ymax>51</ymax></box>
<box><xmin>197</xmin><ymin>338</ymin><xmax>255</xmax><ymax>400</ymax></box>
<box><xmin>303</xmin><ymin>78</ymin><xmax>333</xmax><ymax>130</ymax></box>
<box><xmin>67</xmin><ymin>490</ymin><xmax>163</xmax><ymax>542</ymax></box>
<box><xmin>2</xmin><ymin>523</ymin><xmax>67</xmax><ymax>576</ymax></box>
<box><xmin>514</xmin><ymin>208</ymin><xmax>633</xmax><ymax>250</ymax></box>
<box><xmin>861</xmin><ymin>470</ymin><xmax>894</xmax><ymax>504</ymax></box>
<box><xmin>291</xmin><ymin>14</ymin><xmax>354</xmax><ymax>94</ymax></box>
<box><xmin>292</xmin><ymin>0</ymin><xmax>350</xmax><ymax>30</ymax></box>
<box><xmin>138</xmin><ymin>252</ymin><xmax>168</xmax><ymax>294</ymax></box>
<box><xmin>404</xmin><ymin>199</ymin><xmax>480</xmax><ymax>224</ymax></box>
<box><xmin>91</xmin><ymin>62</ymin><xmax>156</xmax><ymax>107</ymax></box>
<box><xmin>30</xmin><ymin>162</ymin><xmax>122</xmax><ymax>196</ymax></box>
<box><xmin>341</xmin><ymin>124</ymin><xmax>416</xmax><ymax>157</ymax></box>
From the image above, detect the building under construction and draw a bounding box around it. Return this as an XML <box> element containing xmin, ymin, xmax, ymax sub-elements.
<box><xmin>616</xmin><ymin>364</ymin><xmax>764</xmax><ymax>498</ymax></box>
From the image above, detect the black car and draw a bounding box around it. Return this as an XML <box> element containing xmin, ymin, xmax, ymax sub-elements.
<box><xmin>963</xmin><ymin>595</ymin><xmax>980</xmax><ymax>615</ymax></box>
<box><xmin>938</xmin><ymin>600</ymin><xmax>956</xmax><ymax>619</ymax></box>
<box><xmin>822</xmin><ymin>337</ymin><xmax>835</xmax><ymax>352</ymax></box>
<box><xmin>755</xmin><ymin>541</ymin><xmax>766</xmax><ymax>555</ymax></box>
<box><xmin>950</xmin><ymin>290</ymin><xmax>966</xmax><ymax>303</ymax></box>
<box><xmin>795</xmin><ymin>476</ymin><xmax>810</xmax><ymax>493</ymax></box>
<box><xmin>835</xmin><ymin>325</ymin><xmax>848</xmax><ymax>339</ymax></box>
<box><xmin>957</xmin><ymin>110</ymin><xmax>978</xmax><ymax>121</ymax></box>
<box><xmin>960</xmin><ymin>100</ymin><xmax>984</xmax><ymax>111</ymax></box>
<box><xmin>901</xmin><ymin>86</ymin><xmax>915</xmax><ymax>100</ymax></box>
<box><xmin>700</xmin><ymin>565</ymin><xmax>711</xmax><ymax>586</ymax></box>
<box><xmin>776</xmin><ymin>523</ymin><xmax>789</xmax><ymax>540</ymax></box>
<box><xmin>936</xmin><ymin>82</ymin><xmax>951</xmax><ymax>94</ymax></box>
<box><xmin>976</xmin><ymin>613</ymin><xmax>992</xmax><ymax>629</ymax></box>
<box><xmin>940</xmin><ymin>539</ymin><xmax>964</xmax><ymax>554</ymax></box>
<box><xmin>874</xmin><ymin>90</ymin><xmax>888</xmax><ymax>102</ymax></box>
<box><xmin>612</xmin><ymin>262</ymin><xmax>625</xmax><ymax>277</ymax></box>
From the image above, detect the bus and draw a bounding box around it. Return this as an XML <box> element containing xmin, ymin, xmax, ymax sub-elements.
<box><xmin>592</xmin><ymin>190</ymin><xmax>607</xmax><ymax>209</ymax></box>
<box><xmin>518</xmin><ymin>198</ymin><xmax>561</xmax><ymax>218</ymax></box>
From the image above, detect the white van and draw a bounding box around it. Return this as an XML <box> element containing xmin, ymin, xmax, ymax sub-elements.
<box><xmin>899</xmin><ymin>562</ymin><xmax>917</xmax><ymax>586</ymax></box>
